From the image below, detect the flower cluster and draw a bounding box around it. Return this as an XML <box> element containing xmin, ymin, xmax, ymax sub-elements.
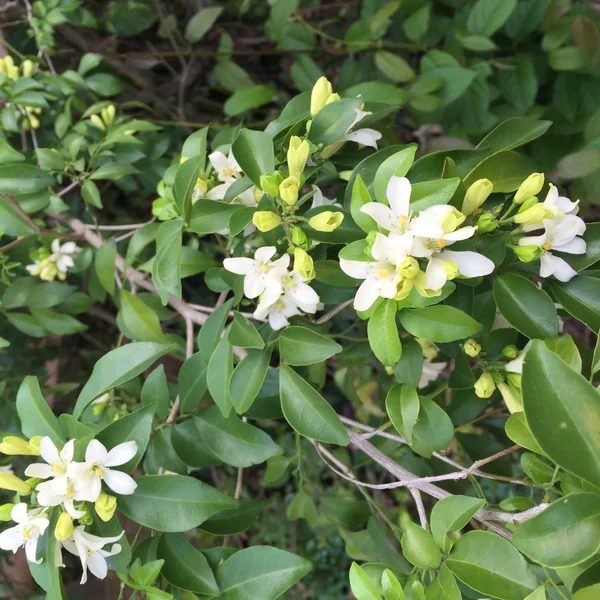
<box><xmin>340</xmin><ymin>176</ymin><xmax>495</xmax><ymax>311</ymax></box>
<box><xmin>224</xmin><ymin>246</ymin><xmax>320</xmax><ymax>330</ymax></box>
<box><xmin>0</xmin><ymin>436</ymin><xmax>136</xmax><ymax>583</ymax></box>
<box><xmin>26</xmin><ymin>239</ymin><xmax>80</xmax><ymax>282</ymax></box>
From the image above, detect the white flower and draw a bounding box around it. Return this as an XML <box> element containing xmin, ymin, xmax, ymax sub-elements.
<box><xmin>24</xmin><ymin>437</ymin><xmax>74</xmax><ymax>491</ymax></box>
<box><xmin>519</xmin><ymin>215</ymin><xmax>586</xmax><ymax>282</ymax></box>
<box><xmin>340</xmin><ymin>109</ymin><xmax>382</xmax><ymax>149</ymax></box>
<box><xmin>360</xmin><ymin>176</ymin><xmax>412</xmax><ymax>234</ymax></box>
<box><xmin>340</xmin><ymin>232</ymin><xmax>413</xmax><ymax>311</ymax></box>
<box><xmin>35</xmin><ymin>477</ymin><xmax>86</xmax><ymax>519</ymax></box>
<box><xmin>505</xmin><ymin>343</ymin><xmax>531</xmax><ymax>374</ymax></box>
<box><xmin>68</xmin><ymin>440</ymin><xmax>137</xmax><ymax>502</ymax></box>
<box><xmin>410</xmin><ymin>205</ymin><xmax>477</xmax><ymax>254</ymax></box>
<box><xmin>223</xmin><ymin>246</ymin><xmax>290</xmax><ymax>299</ymax></box>
<box><xmin>0</xmin><ymin>503</ymin><xmax>49</xmax><ymax>563</ymax></box>
<box><xmin>424</xmin><ymin>250</ymin><xmax>494</xmax><ymax>291</ymax></box>
<box><xmin>209</xmin><ymin>150</ymin><xmax>242</xmax><ymax>184</ymax></box>
<box><xmin>255</xmin><ymin>293</ymin><xmax>302</xmax><ymax>331</ymax></box>
<box><xmin>419</xmin><ymin>359</ymin><xmax>446</xmax><ymax>389</ymax></box>
<box><xmin>50</xmin><ymin>240</ymin><xmax>79</xmax><ymax>274</ymax></box>
<box><xmin>61</xmin><ymin>526</ymin><xmax>123</xmax><ymax>584</ymax></box>
<box><xmin>311</xmin><ymin>185</ymin><xmax>337</xmax><ymax>209</ymax></box>
<box><xmin>521</xmin><ymin>184</ymin><xmax>580</xmax><ymax>232</ymax></box>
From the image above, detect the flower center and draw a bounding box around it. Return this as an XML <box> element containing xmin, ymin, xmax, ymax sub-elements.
<box><xmin>437</xmin><ymin>238</ymin><xmax>447</xmax><ymax>248</ymax></box>
<box><xmin>53</xmin><ymin>464</ymin><xmax>64</xmax><ymax>473</ymax></box>
<box><xmin>94</xmin><ymin>468</ymin><xmax>104</xmax><ymax>477</ymax></box>
<box><xmin>260</xmin><ymin>264</ymin><xmax>270</xmax><ymax>273</ymax></box>
<box><xmin>223</xmin><ymin>167</ymin><xmax>234</xmax><ymax>177</ymax></box>
<box><xmin>398</xmin><ymin>215</ymin><xmax>408</xmax><ymax>225</ymax></box>
<box><xmin>543</xmin><ymin>241</ymin><xmax>552</xmax><ymax>250</ymax></box>
<box><xmin>378</xmin><ymin>267</ymin><xmax>391</xmax><ymax>278</ymax></box>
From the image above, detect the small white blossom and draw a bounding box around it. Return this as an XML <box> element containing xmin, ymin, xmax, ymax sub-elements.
<box><xmin>0</xmin><ymin>503</ymin><xmax>49</xmax><ymax>563</ymax></box>
<box><xmin>410</xmin><ymin>205</ymin><xmax>477</xmax><ymax>253</ymax></box>
<box><xmin>521</xmin><ymin>184</ymin><xmax>580</xmax><ymax>232</ymax></box>
<box><xmin>209</xmin><ymin>150</ymin><xmax>242</xmax><ymax>184</ymax></box>
<box><xmin>360</xmin><ymin>176</ymin><xmax>412</xmax><ymax>234</ymax></box>
<box><xmin>24</xmin><ymin>437</ymin><xmax>74</xmax><ymax>491</ymax></box>
<box><xmin>424</xmin><ymin>250</ymin><xmax>494</xmax><ymax>291</ymax></box>
<box><xmin>50</xmin><ymin>240</ymin><xmax>79</xmax><ymax>274</ymax></box>
<box><xmin>339</xmin><ymin>109</ymin><xmax>382</xmax><ymax>150</ymax></box>
<box><xmin>35</xmin><ymin>477</ymin><xmax>86</xmax><ymax>520</ymax></box>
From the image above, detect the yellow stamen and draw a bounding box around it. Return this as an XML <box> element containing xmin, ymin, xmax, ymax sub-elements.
<box><xmin>543</xmin><ymin>242</ymin><xmax>552</xmax><ymax>250</ymax></box>
<box><xmin>378</xmin><ymin>268</ymin><xmax>390</xmax><ymax>278</ymax></box>
<box><xmin>260</xmin><ymin>264</ymin><xmax>270</xmax><ymax>272</ymax></box>
<box><xmin>52</xmin><ymin>464</ymin><xmax>64</xmax><ymax>473</ymax></box>
<box><xmin>94</xmin><ymin>468</ymin><xmax>103</xmax><ymax>477</ymax></box>
<box><xmin>398</xmin><ymin>215</ymin><xmax>408</xmax><ymax>224</ymax></box>
<box><xmin>437</xmin><ymin>238</ymin><xmax>447</xmax><ymax>248</ymax></box>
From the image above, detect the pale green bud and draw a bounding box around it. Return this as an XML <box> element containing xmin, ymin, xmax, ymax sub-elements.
<box><xmin>474</xmin><ymin>373</ymin><xmax>496</xmax><ymax>399</ymax></box>
<box><xmin>514</xmin><ymin>173</ymin><xmax>544</xmax><ymax>204</ymax></box>
<box><xmin>475</xmin><ymin>212</ymin><xmax>498</xmax><ymax>233</ymax></box>
<box><xmin>0</xmin><ymin>472</ymin><xmax>31</xmax><ymax>494</ymax></box>
<box><xmin>90</xmin><ymin>114</ymin><xmax>106</xmax><ymax>131</ymax></box>
<box><xmin>54</xmin><ymin>512</ymin><xmax>74</xmax><ymax>541</ymax></box>
<box><xmin>279</xmin><ymin>176</ymin><xmax>300</xmax><ymax>206</ymax></box>
<box><xmin>464</xmin><ymin>339</ymin><xmax>481</xmax><ymax>358</ymax></box>
<box><xmin>397</xmin><ymin>257</ymin><xmax>419</xmax><ymax>280</ymax></box>
<box><xmin>498</xmin><ymin>382</ymin><xmax>523</xmax><ymax>414</ymax></box>
<box><xmin>310</xmin><ymin>76</ymin><xmax>334</xmax><ymax>116</ymax></box>
<box><xmin>0</xmin><ymin>503</ymin><xmax>15</xmax><ymax>521</ymax></box>
<box><xmin>287</xmin><ymin>136</ymin><xmax>310</xmax><ymax>177</ymax></box>
<box><xmin>260</xmin><ymin>174</ymin><xmax>280</xmax><ymax>197</ymax></box>
<box><xmin>514</xmin><ymin>245</ymin><xmax>544</xmax><ymax>263</ymax></box>
<box><xmin>0</xmin><ymin>436</ymin><xmax>40</xmax><ymax>456</ymax></box>
<box><xmin>443</xmin><ymin>260</ymin><xmax>459</xmax><ymax>281</ymax></box>
<box><xmin>462</xmin><ymin>178</ymin><xmax>493</xmax><ymax>215</ymax></box>
<box><xmin>253</xmin><ymin>211</ymin><xmax>281</xmax><ymax>232</ymax></box>
<box><xmin>514</xmin><ymin>203</ymin><xmax>553</xmax><ymax>225</ymax></box>
<box><xmin>291</xmin><ymin>226</ymin><xmax>309</xmax><ymax>249</ymax></box>
<box><xmin>502</xmin><ymin>345</ymin><xmax>519</xmax><ymax>359</ymax></box>
<box><xmin>308</xmin><ymin>211</ymin><xmax>344</xmax><ymax>232</ymax></box>
<box><xmin>293</xmin><ymin>248</ymin><xmax>315</xmax><ymax>281</ymax></box>
<box><xmin>95</xmin><ymin>492</ymin><xmax>117</xmax><ymax>522</ymax></box>
<box><xmin>21</xmin><ymin>59</ymin><xmax>34</xmax><ymax>78</ymax></box>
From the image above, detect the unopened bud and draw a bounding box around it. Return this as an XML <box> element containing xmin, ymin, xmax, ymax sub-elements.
<box><xmin>0</xmin><ymin>436</ymin><xmax>40</xmax><ymax>456</ymax></box>
<box><xmin>462</xmin><ymin>179</ymin><xmax>493</xmax><ymax>215</ymax></box>
<box><xmin>514</xmin><ymin>203</ymin><xmax>553</xmax><ymax>225</ymax></box>
<box><xmin>287</xmin><ymin>136</ymin><xmax>310</xmax><ymax>177</ymax></box>
<box><xmin>475</xmin><ymin>212</ymin><xmax>498</xmax><ymax>233</ymax></box>
<box><xmin>308</xmin><ymin>211</ymin><xmax>344</xmax><ymax>232</ymax></box>
<box><xmin>0</xmin><ymin>472</ymin><xmax>31</xmax><ymax>494</ymax></box>
<box><xmin>514</xmin><ymin>244</ymin><xmax>544</xmax><ymax>263</ymax></box>
<box><xmin>502</xmin><ymin>345</ymin><xmax>519</xmax><ymax>359</ymax></box>
<box><xmin>291</xmin><ymin>226</ymin><xmax>309</xmax><ymax>249</ymax></box>
<box><xmin>279</xmin><ymin>176</ymin><xmax>300</xmax><ymax>206</ymax></box>
<box><xmin>397</xmin><ymin>257</ymin><xmax>419</xmax><ymax>280</ymax></box>
<box><xmin>0</xmin><ymin>503</ymin><xmax>14</xmax><ymax>521</ymax></box>
<box><xmin>253</xmin><ymin>211</ymin><xmax>281</xmax><ymax>232</ymax></box>
<box><xmin>95</xmin><ymin>492</ymin><xmax>117</xmax><ymax>522</ymax></box>
<box><xmin>514</xmin><ymin>173</ymin><xmax>544</xmax><ymax>205</ymax></box>
<box><xmin>260</xmin><ymin>174</ymin><xmax>280</xmax><ymax>197</ymax></box>
<box><xmin>293</xmin><ymin>248</ymin><xmax>315</xmax><ymax>281</ymax></box>
<box><xmin>474</xmin><ymin>373</ymin><xmax>496</xmax><ymax>399</ymax></box>
<box><xmin>498</xmin><ymin>382</ymin><xmax>523</xmax><ymax>414</ymax></box>
<box><xmin>90</xmin><ymin>114</ymin><xmax>106</xmax><ymax>131</ymax></box>
<box><xmin>78</xmin><ymin>504</ymin><xmax>93</xmax><ymax>526</ymax></box>
<box><xmin>55</xmin><ymin>512</ymin><xmax>74</xmax><ymax>541</ymax></box>
<box><xmin>442</xmin><ymin>260</ymin><xmax>459</xmax><ymax>281</ymax></box>
<box><xmin>464</xmin><ymin>339</ymin><xmax>481</xmax><ymax>358</ymax></box>
<box><xmin>310</xmin><ymin>76</ymin><xmax>334</xmax><ymax>116</ymax></box>
<box><xmin>21</xmin><ymin>59</ymin><xmax>34</xmax><ymax>78</ymax></box>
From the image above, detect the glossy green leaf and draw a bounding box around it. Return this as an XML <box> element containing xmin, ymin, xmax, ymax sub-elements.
<box><xmin>401</xmin><ymin>522</ymin><xmax>441</xmax><ymax>571</ymax></box>
<box><xmin>279</xmin><ymin>364</ymin><xmax>349</xmax><ymax>446</ymax></box>
<box><xmin>116</xmin><ymin>474</ymin><xmax>237</xmax><ymax>532</ymax></box>
<box><xmin>185</xmin><ymin>6</ymin><xmax>224</xmax><ymax>43</ymax></box>
<box><xmin>430</xmin><ymin>495</ymin><xmax>486</xmax><ymax>552</ymax></box>
<box><xmin>171</xmin><ymin>418</ymin><xmax>221</xmax><ymax>468</ymax></box>
<box><xmin>513</xmin><ymin>493</ymin><xmax>600</xmax><ymax>568</ymax></box>
<box><xmin>523</xmin><ymin>341</ymin><xmax>600</xmax><ymax>488</ymax></box>
<box><xmin>505</xmin><ymin>412</ymin><xmax>545</xmax><ymax>455</ymax></box>
<box><xmin>173</xmin><ymin>154</ymin><xmax>203</xmax><ymax>221</ymax></box>
<box><xmin>349</xmin><ymin>562</ymin><xmax>382</xmax><ymax>600</ymax></box>
<box><xmin>94</xmin><ymin>241</ymin><xmax>117</xmax><ymax>295</ymax></box>
<box><xmin>279</xmin><ymin>326</ymin><xmax>341</xmax><ymax>366</ymax></box>
<box><xmin>425</xmin><ymin>564</ymin><xmax>461</xmax><ymax>600</ymax></box>
<box><xmin>468</xmin><ymin>0</ymin><xmax>517</xmax><ymax>36</ymax></box>
<box><xmin>229</xmin><ymin>312</ymin><xmax>265</xmax><ymax>349</ymax></box>
<box><xmin>141</xmin><ymin>365</ymin><xmax>170</xmax><ymax>420</ymax></box>
<box><xmin>493</xmin><ymin>273</ymin><xmax>559</xmax><ymax>339</ymax></box>
<box><xmin>201</xmin><ymin>499</ymin><xmax>267</xmax><ymax>535</ymax></box>
<box><xmin>157</xmin><ymin>533</ymin><xmax>220</xmax><ymax>595</ymax></box>
<box><xmin>308</xmin><ymin>98</ymin><xmax>362</xmax><ymax>146</ymax></box>
<box><xmin>386</xmin><ymin>384</ymin><xmax>419</xmax><ymax>445</ymax></box>
<box><xmin>152</xmin><ymin>219</ymin><xmax>184</xmax><ymax>305</ymax></box>
<box><xmin>29</xmin><ymin>512</ymin><xmax>65</xmax><ymax>600</ymax></box>
<box><xmin>374</xmin><ymin>146</ymin><xmax>417</xmax><ymax>204</ymax></box>
<box><xmin>399</xmin><ymin>306</ymin><xmax>481</xmax><ymax>343</ymax></box>
<box><xmin>0</xmin><ymin>196</ymin><xmax>36</xmax><ymax>236</ymax></box>
<box><xmin>119</xmin><ymin>289</ymin><xmax>167</xmax><ymax>342</ymax></box>
<box><xmin>230</xmin><ymin>347</ymin><xmax>272</xmax><ymax>414</ymax></box>
<box><xmin>197</xmin><ymin>299</ymin><xmax>234</xmax><ymax>363</ymax></box>
<box><xmin>216</xmin><ymin>546</ymin><xmax>311</xmax><ymax>600</ymax></box>
<box><xmin>447</xmin><ymin>531</ymin><xmax>538</xmax><ymax>599</ymax></box>
<box><xmin>464</xmin><ymin>151</ymin><xmax>534</xmax><ymax>192</ymax></box>
<box><xmin>550</xmin><ymin>276</ymin><xmax>600</xmax><ymax>333</ymax></box>
<box><xmin>179</xmin><ymin>352</ymin><xmax>208</xmax><ymax>413</ymax></box>
<box><xmin>74</xmin><ymin>342</ymin><xmax>175</xmax><ymax>418</ymax></box>
<box><xmin>351</xmin><ymin>174</ymin><xmax>377</xmax><ymax>233</ymax></box>
<box><xmin>0</xmin><ymin>164</ymin><xmax>54</xmax><ymax>194</ymax></box>
<box><xmin>207</xmin><ymin>334</ymin><xmax>234</xmax><ymax>417</ymax></box>
<box><xmin>382</xmin><ymin>569</ymin><xmax>406</xmax><ymax>600</ymax></box>
<box><xmin>368</xmin><ymin>299</ymin><xmax>402</xmax><ymax>367</ymax></box>
<box><xmin>225</xmin><ymin>85</ymin><xmax>276</xmax><ymax>116</ymax></box>
<box><xmin>231</xmin><ymin>128</ymin><xmax>275</xmax><ymax>188</ymax></box>
<box><xmin>0</xmin><ymin>138</ymin><xmax>25</xmax><ymax>164</ymax></box>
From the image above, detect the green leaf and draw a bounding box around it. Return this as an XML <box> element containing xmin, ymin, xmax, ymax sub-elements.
<box><xmin>192</xmin><ymin>405</ymin><xmax>282</xmax><ymax>467</ymax></box>
<box><xmin>6</xmin><ymin>312</ymin><xmax>47</xmax><ymax>337</ymax></box>
<box><xmin>375</xmin><ymin>51</ymin><xmax>414</xmax><ymax>83</ymax></box>
<box><xmin>404</xmin><ymin>4</ymin><xmax>430</xmax><ymax>41</ymax></box>
<box><xmin>563</xmin><ymin>223</ymin><xmax>600</xmax><ymax>272</ymax></box>
<box><xmin>368</xmin><ymin>299</ymin><xmax>401</xmax><ymax>367</ymax></box>
<box><xmin>185</xmin><ymin>6</ymin><xmax>224</xmax><ymax>43</ymax></box>
<box><xmin>197</xmin><ymin>298</ymin><xmax>234</xmax><ymax>363</ymax></box>
<box><xmin>125</xmin><ymin>222</ymin><xmax>160</xmax><ymax>268</ymax></box>
<box><xmin>349</xmin><ymin>562</ymin><xmax>382</xmax><ymax>600</ymax></box>
<box><xmin>97</xmin><ymin>404</ymin><xmax>154</xmax><ymax>472</ymax></box>
<box><xmin>29</xmin><ymin>512</ymin><xmax>65</xmax><ymax>599</ymax></box>
<box><xmin>216</xmin><ymin>546</ymin><xmax>311</xmax><ymax>600</ymax></box>
<box><xmin>231</xmin><ymin>128</ymin><xmax>275</xmax><ymax>188</ymax></box>
<box><xmin>207</xmin><ymin>334</ymin><xmax>234</xmax><ymax>417</ymax></box>
<box><xmin>173</xmin><ymin>154</ymin><xmax>204</xmax><ymax>221</ymax></box>
<box><xmin>152</xmin><ymin>219</ymin><xmax>184</xmax><ymax>305</ymax></box>
<box><xmin>382</xmin><ymin>569</ymin><xmax>405</xmax><ymax>600</ymax></box>
<box><xmin>409</xmin><ymin>178</ymin><xmax>461</xmax><ymax>213</ymax></box>
<box><xmin>16</xmin><ymin>376</ymin><xmax>65</xmax><ymax>444</ymax></box>
<box><xmin>550</xmin><ymin>276</ymin><xmax>600</xmax><ymax>333</ymax></box>
<box><xmin>279</xmin><ymin>364</ymin><xmax>349</xmax><ymax>446</ymax></box>
<box><xmin>350</xmin><ymin>174</ymin><xmax>377</xmax><ymax>234</ymax></box>
<box><xmin>182</xmin><ymin>127</ymin><xmax>208</xmax><ymax>159</ymax></box>
<box><xmin>90</xmin><ymin>162</ymin><xmax>139</xmax><ymax>181</ymax></box>
<box><xmin>308</xmin><ymin>98</ymin><xmax>362</xmax><ymax>146</ymax></box>
<box><xmin>513</xmin><ymin>493</ymin><xmax>600</xmax><ymax>568</ymax></box>
<box><xmin>230</xmin><ymin>347</ymin><xmax>272</xmax><ymax>414</ymax></box>
<box><xmin>279</xmin><ymin>326</ymin><xmax>341</xmax><ymax>366</ymax></box>
<box><xmin>94</xmin><ymin>241</ymin><xmax>117</xmax><ymax>295</ymax></box>
<box><xmin>119</xmin><ymin>289</ymin><xmax>167</xmax><ymax>343</ymax></box>
<box><xmin>505</xmin><ymin>412</ymin><xmax>545</xmax><ymax>455</ymax></box>
<box><xmin>202</xmin><ymin>499</ymin><xmax>268</xmax><ymax>535</ymax></box>
<box><xmin>544</xmin><ymin>334</ymin><xmax>582</xmax><ymax>373</ymax></box>
<box><xmin>189</xmin><ymin>199</ymin><xmax>244</xmax><ymax>235</ymax></box>
<box><xmin>157</xmin><ymin>533</ymin><xmax>220</xmax><ymax>595</ymax></box>
<box><xmin>430</xmin><ymin>495</ymin><xmax>486</xmax><ymax>553</ymax></box>
<box><xmin>0</xmin><ymin>138</ymin><xmax>25</xmax><ymax>164</ymax></box>
<box><xmin>179</xmin><ymin>352</ymin><xmax>208</xmax><ymax>413</ymax></box>
<box><xmin>409</xmin><ymin>398</ymin><xmax>454</xmax><ymax>458</ymax></box>
<box><xmin>468</xmin><ymin>0</ymin><xmax>517</xmax><ymax>36</ymax></box>
<box><xmin>141</xmin><ymin>365</ymin><xmax>170</xmax><ymax>420</ymax></box>
<box><xmin>0</xmin><ymin>196</ymin><xmax>36</xmax><ymax>236</ymax></box>
<box><xmin>393</xmin><ymin>338</ymin><xmax>424</xmax><ymax>388</ymax></box>
<box><xmin>447</xmin><ymin>531</ymin><xmax>538</xmax><ymax>599</ymax></box>
<box><xmin>493</xmin><ymin>273</ymin><xmax>559</xmax><ymax>339</ymax></box>
<box><xmin>32</xmin><ymin>310</ymin><xmax>86</xmax><ymax>335</ymax></box>
<box><xmin>426</xmin><ymin>564</ymin><xmax>461</xmax><ymax>600</ymax></box>
<box><xmin>523</xmin><ymin>341</ymin><xmax>600</xmax><ymax>488</ymax></box>
<box><xmin>116</xmin><ymin>474</ymin><xmax>237</xmax><ymax>532</ymax></box>
<box><xmin>229</xmin><ymin>312</ymin><xmax>265</xmax><ymax>349</ymax></box>
<box><xmin>385</xmin><ymin>384</ymin><xmax>419</xmax><ymax>445</ymax></box>
<box><xmin>399</xmin><ymin>306</ymin><xmax>481</xmax><ymax>343</ymax></box>
<box><xmin>463</xmin><ymin>151</ymin><xmax>534</xmax><ymax>192</ymax></box>
<box><xmin>374</xmin><ymin>146</ymin><xmax>417</xmax><ymax>204</ymax></box>
<box><xmin>401</xmin><ymin>522</ymin><xmax>441</xmax><ymax>571</ymax></box>
<box><xmin>225</xmin><ymin>85</ymin><xmax>276</xmax><ymax>116</ymax></box>
<box><xmin>172</xmin><ymin>419</ymin><xmax>221</xmax><ymax>468</ymax></box>
<box><xmin>74</xmin><ymin>342</ymin><xmax>175</xmax><ymax>418</ymax></box>
<box><xmin>0</xmin><ymin>164</ymin><xmax>54</xmax><ymax>194</ymax></box>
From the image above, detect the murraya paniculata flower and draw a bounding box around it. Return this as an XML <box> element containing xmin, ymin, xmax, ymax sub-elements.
<box><xmin>0</xmin><ymin>503</ymin><xmax>49</xmax><ymax>563</ymax></box>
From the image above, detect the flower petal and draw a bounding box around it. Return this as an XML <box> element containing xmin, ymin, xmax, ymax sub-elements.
<box><xmin>425</xmin><ymin>258</ymin><xmax>447</xmax><ymax>291</ymax></box>
<box><xmin>343</xmin><ymin>128</ymin><xmax>382</xmax><ymax>149</ymax></box>
<box><xmin>208</xmin><ymin>151</ymin><xmax>228</xmax><ymax>174</ymax></box>
<box><xmin>254</xmin><ymin>246</ymin><xmax>277</xmax><ymax>263</ymax></box>
<box><xmin>540</xmin><ymin>253</ymin><xmax>577</xmax><ymax>282</ymax></box>
<box><xmin>103</xmin><ymin>469</ymin><xmax>137</xmax><ymax>495</ymax></box>
<box><xmin>85</xmin><ymin>439</ymin><xmax>108</xmax><ymax>464</ymax></box>
<box><xmin>223</xmin><ymin>257</ymin><xmax>254</xmax><ymax>275</ymax></box>
<box><xmin>360</xmin><ymin>203</ymin><xmax>399</xmax><ymax>232</ymax></box>
<box><xmin>438</xmin><ymin>250</ymin><xmax>494</xmax><ymax>278</ymax></box>
<box><xmin>10</xmin><ymin>503</ymin><xmax>28</xmax><ymax>524</ymax></box>
<box><xmin>39</xmin><ymin>437</ymin><xmax>60</xmax><ymax>467</ymax></box>
<box><xmin>60</xmin><ymin>440</ymin><xmax>75</xmax><ymax>464</ymax></box>
<box><xmin>386</xmin><ymin>176</ymin><xmax>411</xmax><ymax>218</ymax></box>
<box><xmin>554</xmin><ymin>237</ymin><xmax>586</xmax><ymax>255</ymax></box>
<box><xmin>24</xmin><ymin>463</ymin><xmax>54</xmax><ymax>479</ymax></box>
<box><xmin>354</xmin><ymin>279</ymin><xmax>381</xmax><ymax>311</ymax></box>
<box><xmin>339</xmin><ymin>258</ymin><xmax>371</xmax><ymax>280</ymax></box>
<box><xmin>444</xmin><ymin>226</ymin><xmax>476</xmax><ymax>242</ymax></box>
<box><xmin>86</xmin><ymin>552</ymin><xmax>108</xmax><ymax>581</ymax></box>
<box><xmin>103</xmin><ymin>441</ymin><xmax>137</xmax><ymax>467</ymax></box>
<box><xmin>0</xmin><ymin>526</ymin><xmax>23</xmax><ymax>552</ymax></box>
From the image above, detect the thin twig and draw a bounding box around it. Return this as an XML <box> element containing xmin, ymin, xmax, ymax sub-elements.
<box><xmin>410</xmin><ymin>489</ymin><xmax>428</xmax><ymax>530</ymax></box>
<box><xmin>165</xmin><ymin>317</ymin><xmax>194</xmax><ymax>426</ymax></box>
<box><xmin>315</xmin><ymin>299</ymin><xmax>353</xmax><ymax>324</ymax></box>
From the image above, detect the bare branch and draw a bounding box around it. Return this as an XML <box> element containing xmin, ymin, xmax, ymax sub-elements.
<box><xmin>315</xmin><ymin>299</ymin><xmax>353</xmax><ymax>324</ymax></box>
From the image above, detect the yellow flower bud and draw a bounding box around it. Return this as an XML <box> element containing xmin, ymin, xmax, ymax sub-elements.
<box><xmin>416</xmin><ymin>338</ymin><xmax>438</xmax><ymax>360</ymax></box>
<box><xmin>339</xmin><ymin>170</ymin><xmax>353</xmax><ymax>181</ymax></box>
<box><xmin>514</xmin><ymin>173</ymin><xmax>544</xmax><ymax>205</ymax></box>
<box><xmin>325</xmin><ymin>92</ymin><xmax>340</xmax><ymax>105</ymax></box>
<box><xmin>394</xmin><ymin>277</ymin><xmax>415</xmax><ymax>300</ymax></box>
<box><xmin>0</xmin><ymin>503</ymin><xmax>15</xmax><ymax>521</ymax></box>
<box><xmin>293</xmin><ymin>248</ymin><xmax>315</xmax><ymax>281</ymax></box>
<box><xmin>260</xmin><ymin>174</ymin><xmax>280</xmax><ymax>197</ymax></box>
<box><xmin>95</xmin><ymin>492</ymin><xmax>117</xmax><ymax>522</ymax></box>
<box><xmin>21</xmin><ymin>59</ymin><xmax>34</xmax><ymax>78</ymax></box>
<box><xmin>442</xmin><ymin>260</ymin><xmax>459</xmax><ymax>281</ymax></box>
<box><xmin>279</xmin><ymin>176</ymin><xmax>301</xmax><ymax>206</ymax></box>
<box><xmin>464</xmin><ymin>339</ymin><xmax>481</xmax><ymax>358</ymax></box>
<box><xmin>195</xmin><ymin>177</ymin><xmax>208</xmax><ymax>196</ymax></box>
<box><xmin>253</xmin><ymin>210</ymin><xmax>282</xmax><ymax>232</ymax></box>
<box><xmin>474</xmin><ymin>373</ymin><xmax>496</xmax><ymax>399</ymax></box>
<box><xmin>397</xmin><ymin>257</ymin><xmax>419</xmax><ymax>280</ymax></box>
<box><xmin>104</xmin><ymin>104</ymin><xmax>116</xmax><ymax>125</ymax></box>
<box><xmin>440</xmin><ymin>209</ymin><xmax>466</xmax><ymax>234</ymax></box>
<box><xmin>287</xmin><ymin>136</ymin><xmax>310</xmax><ymax>177</ymax></box>
<box><xmin>498</xmin><ymin>382</ymin><xmax>523</xmax><ymax>413</ymax></box>
<box><xmin>514</xmin><ymin>245</ymin><xmax>544</xmax><ymax>263</ymax></box>
<box><xmin>413</xmin><ymin>271</ymin><xmax>443</xmax><ymax>298</ymax></box>
<box><xmin>39</xmin><ymin>258</ymin><xmax>58</xmax><ymax>282</ymax></box>
<box><xmin>310</xmin><ymin>76</ymin><xmax>334</xmax><ymax>116</ymax></box>
<box><xmin>461</xmin><ymin>178</ymin><xmax>493</xmax><ymax>215</ymax></box>
<box><xmin>90</xmin><ymin>114</ymin><xmax>106</xmax><ymax>131</ymax></box>
<box><xmin>0</xmin><ymin>472</ymin><xmax>31</xmax><ymax>494</ymax></box>
<box><xmin>0</xmin><ymin>436</ymin><xmax>40</xmax><ymax>456</ymax></box>
<box><xmin>291</xmin><ymin>226</ymin><xmax>309</xmax><ymax>248</ymax></box>
<box><xmin>513</xmin><ymin>203</ymin><xmax>553</xmax><ymax>225</ymax></box>
<box><xmin>55</xmin><ymin>512</ymin><xmax>74</xmax><ymax>541</ymax></box>
<box><xmin>308</xmin><ymin>211</ymin><xmax>344</xmax><ymax>232</ymax></box>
